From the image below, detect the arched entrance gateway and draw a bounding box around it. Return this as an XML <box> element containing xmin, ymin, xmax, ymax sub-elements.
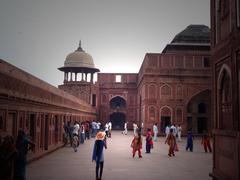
<box><xmin>187</xmin><ymin>89</ymin><xmax>211</xmax><ymax>134</ymax></box>
<box><xmin>109</xmin><ymin>112</ymin><xmax>126</xmax><ymax>130</ymax></box>
<box><xmin>160</xmin><ymin>106</ymin><xmax>172</xmax><ymax>133</ymax></box>
<box><xmin>109</xmin><ymin>96</ymin><xmax>127</xmax><ymax>130</ymax></box>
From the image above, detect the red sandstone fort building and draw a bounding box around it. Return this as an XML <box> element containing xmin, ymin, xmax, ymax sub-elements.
<box><xmin>1</xmin><ymin>3</ymin><xmax>240</xmax><ymax>177</ymax></box>
<box><xmin>58</xmin><ymin>25</ymin><xmax>212</xmax><ymax>135</ymax></box>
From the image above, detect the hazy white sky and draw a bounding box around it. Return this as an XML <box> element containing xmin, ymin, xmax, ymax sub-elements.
<box><xmin>0</xmin><ymin>0</ymin><xmax>210</xmax><ymax>86</ymax></box>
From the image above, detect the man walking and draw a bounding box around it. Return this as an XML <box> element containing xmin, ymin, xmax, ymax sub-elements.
<box><xmin>133</xmin><ymin>123</ymin><xmax>138</xmax><ymax>136</ymax></box>
<box><xmin>176</xmin><ymin>124</ymin><xmax>182</xmax><ymax>142</ymax></box>
<box><xmin>153</xmin><ymin>123</ymin><xmax>158</xmax><ymax>142</ymax></box>
<box><xmin>123</xmin><ymin>122</ymin><xmax>128</xmax><ymax>135</ymax></box>
<box><xmin>165</xmin><ymin>125</ymin><xmax>170</xmax><ymax>139</ymax></box>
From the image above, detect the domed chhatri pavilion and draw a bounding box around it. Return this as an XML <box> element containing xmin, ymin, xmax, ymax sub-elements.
<box><xmin>58</xmin><ymin>41</ymin><xmax>99</xmax><ymax>105</ymax></box>
<box><xmin>58</xmin><ymin>41</ymin><xmax>99</xmax><ymax>83</ymax></box>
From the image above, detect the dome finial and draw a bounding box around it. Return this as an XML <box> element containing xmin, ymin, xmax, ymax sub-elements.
<box><xmin>76</xmin><ymin>40</ymin><xmax>84</xmax><ymax>52</ymax></box>
<box><xmin>79</xmin><ymin>40</ymin><xmax>81</xmax><ymax>47</ymax></box>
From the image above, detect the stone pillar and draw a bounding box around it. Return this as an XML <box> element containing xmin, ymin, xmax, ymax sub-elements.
<box><xmin>66</xmin><ymin>72</ymin><xmax>69</xmax><ymax>82</ymax></box>
<box><xmin>70</xmin><ymin>72</ymin><xmax>73</xmax><ymax>81</ymax></box>
<box><xmin>81</xmin><ymin>73</ymin><xmax>84</xmax><ymax>81</ymax></box>
<box><xmin>75</xmin><ymin>73</ymin><xmax>77</xmax><ymax>81</ymax></box>
<box><xmin>85</xmin><ymin>73</ymin><xmax>87</xmax><ymax>81</ymax></box>
<box><xmin>90</xmin><ymin>73</ymin><xmax>93</xmax><ymax>83</ymax></box>
<box><xmin>64</xmin><ymin>72</ymin><xmax>67</xmax><ymax>82</ymax></box>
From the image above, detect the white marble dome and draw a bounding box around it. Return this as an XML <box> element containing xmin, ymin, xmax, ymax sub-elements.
<box><xmin>64</xmin><ymin>42</ymin><xmax>96</xmax><ymax>68</ymax></box>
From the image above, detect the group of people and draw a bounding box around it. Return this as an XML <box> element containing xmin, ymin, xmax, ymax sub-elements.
<box><xmin>130</xmin><ymin>126</ymin><xmax>154</xmax><ymax>158</ymax></box>
<box><xmin>65</xmin><ymin>120</ymin><xmax>109</xmax><ymax>180</ymax></box>
<box><xmin>64</xmin><ymin>120</ymin><xmax>101</xmax><ymax>152</ymax></box>
<box><xmin>129</xmin><ymin>122</ymin><xmax>212</xmax><ymax>159</ymax></box>
<box><xmin>132</xmin><ymin>123</ymin><xmax>179</xmax><ymax>157</ymax></box>
<box><xmin>64</xmin><ymin>120</ymin><xmax>212</xmax><ymax>180</ymax></box>
<box><xmin>123</xmin><ymin>122</ymin><xmax>143</xmax><ymax>136</ymax></box>
<box><xmin>165</xmin><ymin>124</ymin><xmax>212</xmax><ymax>156</ymax></box>
<box><xmin>165</xmin><ymin>124</ymin><xmax>182</xmax><ymax>142</ymax></box>
<box><xmin>71</xmin><ymin>121</ymin><xmax>212</xmax><ymax>180</ymax></box>
<box><xmin>185</xmin><ymin>129</ymin><xmax>212</xmax><ymax>153</ymax></box>
<box><xmin>63</xmin><ymin>120</ymin><xmax>114</xmax><ymax>180</ymax></box>
<box><xmin>0</xmin><ymin>120</ymin><xmax>212</xmax><ymax>180</ymax></box>
<box><xmin>0</xmin><ymin>129</ymin><xmax>35</xmax><ymax>180</ymax></box>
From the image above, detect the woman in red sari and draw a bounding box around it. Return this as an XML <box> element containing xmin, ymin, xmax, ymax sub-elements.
<box><xmin>131</xmin><ymin>131</ymin><xmax>142</xmax><ymax>158</ymax></box>
<box><xmin>165</xmin><ymin>128</ymin><xmax>176</xmax><ymax>157</ymax></box>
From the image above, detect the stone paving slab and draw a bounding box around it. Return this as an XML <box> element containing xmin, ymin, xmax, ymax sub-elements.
<box><xmin>27</xmin><ymin>131</ymin><xmax>212</xmax><ymax>180</ymax></box>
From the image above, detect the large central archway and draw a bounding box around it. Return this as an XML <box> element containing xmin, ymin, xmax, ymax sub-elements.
<box><xmin>109</xmin><ymin>112</ymin><xmax>126</xmax><ymax>130</ymax></box>
<box><xmin>187</xmin><ymin>89</ymin><xmax>211</xmax><ymax>134</ymax></box>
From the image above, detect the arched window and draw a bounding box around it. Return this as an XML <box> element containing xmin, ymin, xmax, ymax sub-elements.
<box><xmin>149</xmin><ymin>84</ymin><xmax>156</xmax><ymax>99</ymax></box>
<box><xmin>161</xmin><ymin>84</ymin><xmax>172</xmax><ymax>99</ymax></box>
<box><xmin>218</xmin><ymin>67</ymin><xmax>232</xmax><ymax>129</ymax></box>
<box><xmin>220</xmin><ymin>71</ymin><xmax>230</xmax><ymax>103</ymax></box>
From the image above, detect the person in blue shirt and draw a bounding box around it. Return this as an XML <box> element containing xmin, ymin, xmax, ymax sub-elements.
<box><xmin>92</xmin><ymin>130</ymin><xmax>107</xmax><ymax>180</ymax></box>
<box><xmin>186</xmin><ymin>129</ymin><xmax>193</xmax><ymax>152</ymax></box>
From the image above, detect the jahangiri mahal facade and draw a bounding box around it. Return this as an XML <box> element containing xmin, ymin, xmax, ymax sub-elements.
<box><xmin>58</xmin><ymin>24</ymin><xmax>212</xmax><ymax>135</ymax></box>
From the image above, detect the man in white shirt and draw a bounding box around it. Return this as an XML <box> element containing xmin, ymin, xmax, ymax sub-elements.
<box><xmin>105</xmin><ymin>123</ymin><xmax>109</xmax><ymax>137</ymax></box>
<box><xmin>73</xmin><ymin>121</ymin><xmax>80</xmax><ymax>136</ymax></box>
<box><xmin>123</xmin><ymin>122</ymin><xmax>128</xmax><ymax>135</ymax></box>
<box><xmin>80</xmin><ymin>122</ymin><xmax>85</xmax><ymax>144</ymax></box>
<box><xmin>133</xmin><ymin>123</ymin><xmax>138</xmax><ymax>136</ymax></box>
<box><xmin>170</xmin><ymin>124</ymin><xmax>177</xmax><ymax>137</ymax></box>
<box><xmin>96</xmin><ymin>121</ymin><xmax>101</xmax><ymax>132</ymax></box>
<box><xmin>72</xmin><ymin>121</ymin><xmax>80</xmax><ymax>147</ymax></box>
<box><xmin>108</xmin><ymin>121</ymin><xmax>112</xmax><ymax>138</ymax></box>
<box><xmin>165</xmin><ymin>125</ymin><xmax>170</xmax><ymax>138</ymax></box>
<box><xmin>91</xmin><ymin>121</ymin><xmax>97</xmax><ymax>137</ymax></box>
<box><xmin>153</xmin><ymin>123</ymin><xmax>158</xmax><ymax>142</ymax></box>
<box><xmin>141</xmin><ymin>122</ymin><xmax>144</xmax><ymax>134</ymax></box>
<box><xmin>176</xmin><ymin>124</ymin><xmax>182</xmax><ymax>141</ymax></box>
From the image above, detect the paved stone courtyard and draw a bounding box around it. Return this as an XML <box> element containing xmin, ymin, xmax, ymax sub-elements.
<box><xmin>27</xmin><ymin>131</ymin><xmax>212</xmax><ymax>180</ymax></box>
